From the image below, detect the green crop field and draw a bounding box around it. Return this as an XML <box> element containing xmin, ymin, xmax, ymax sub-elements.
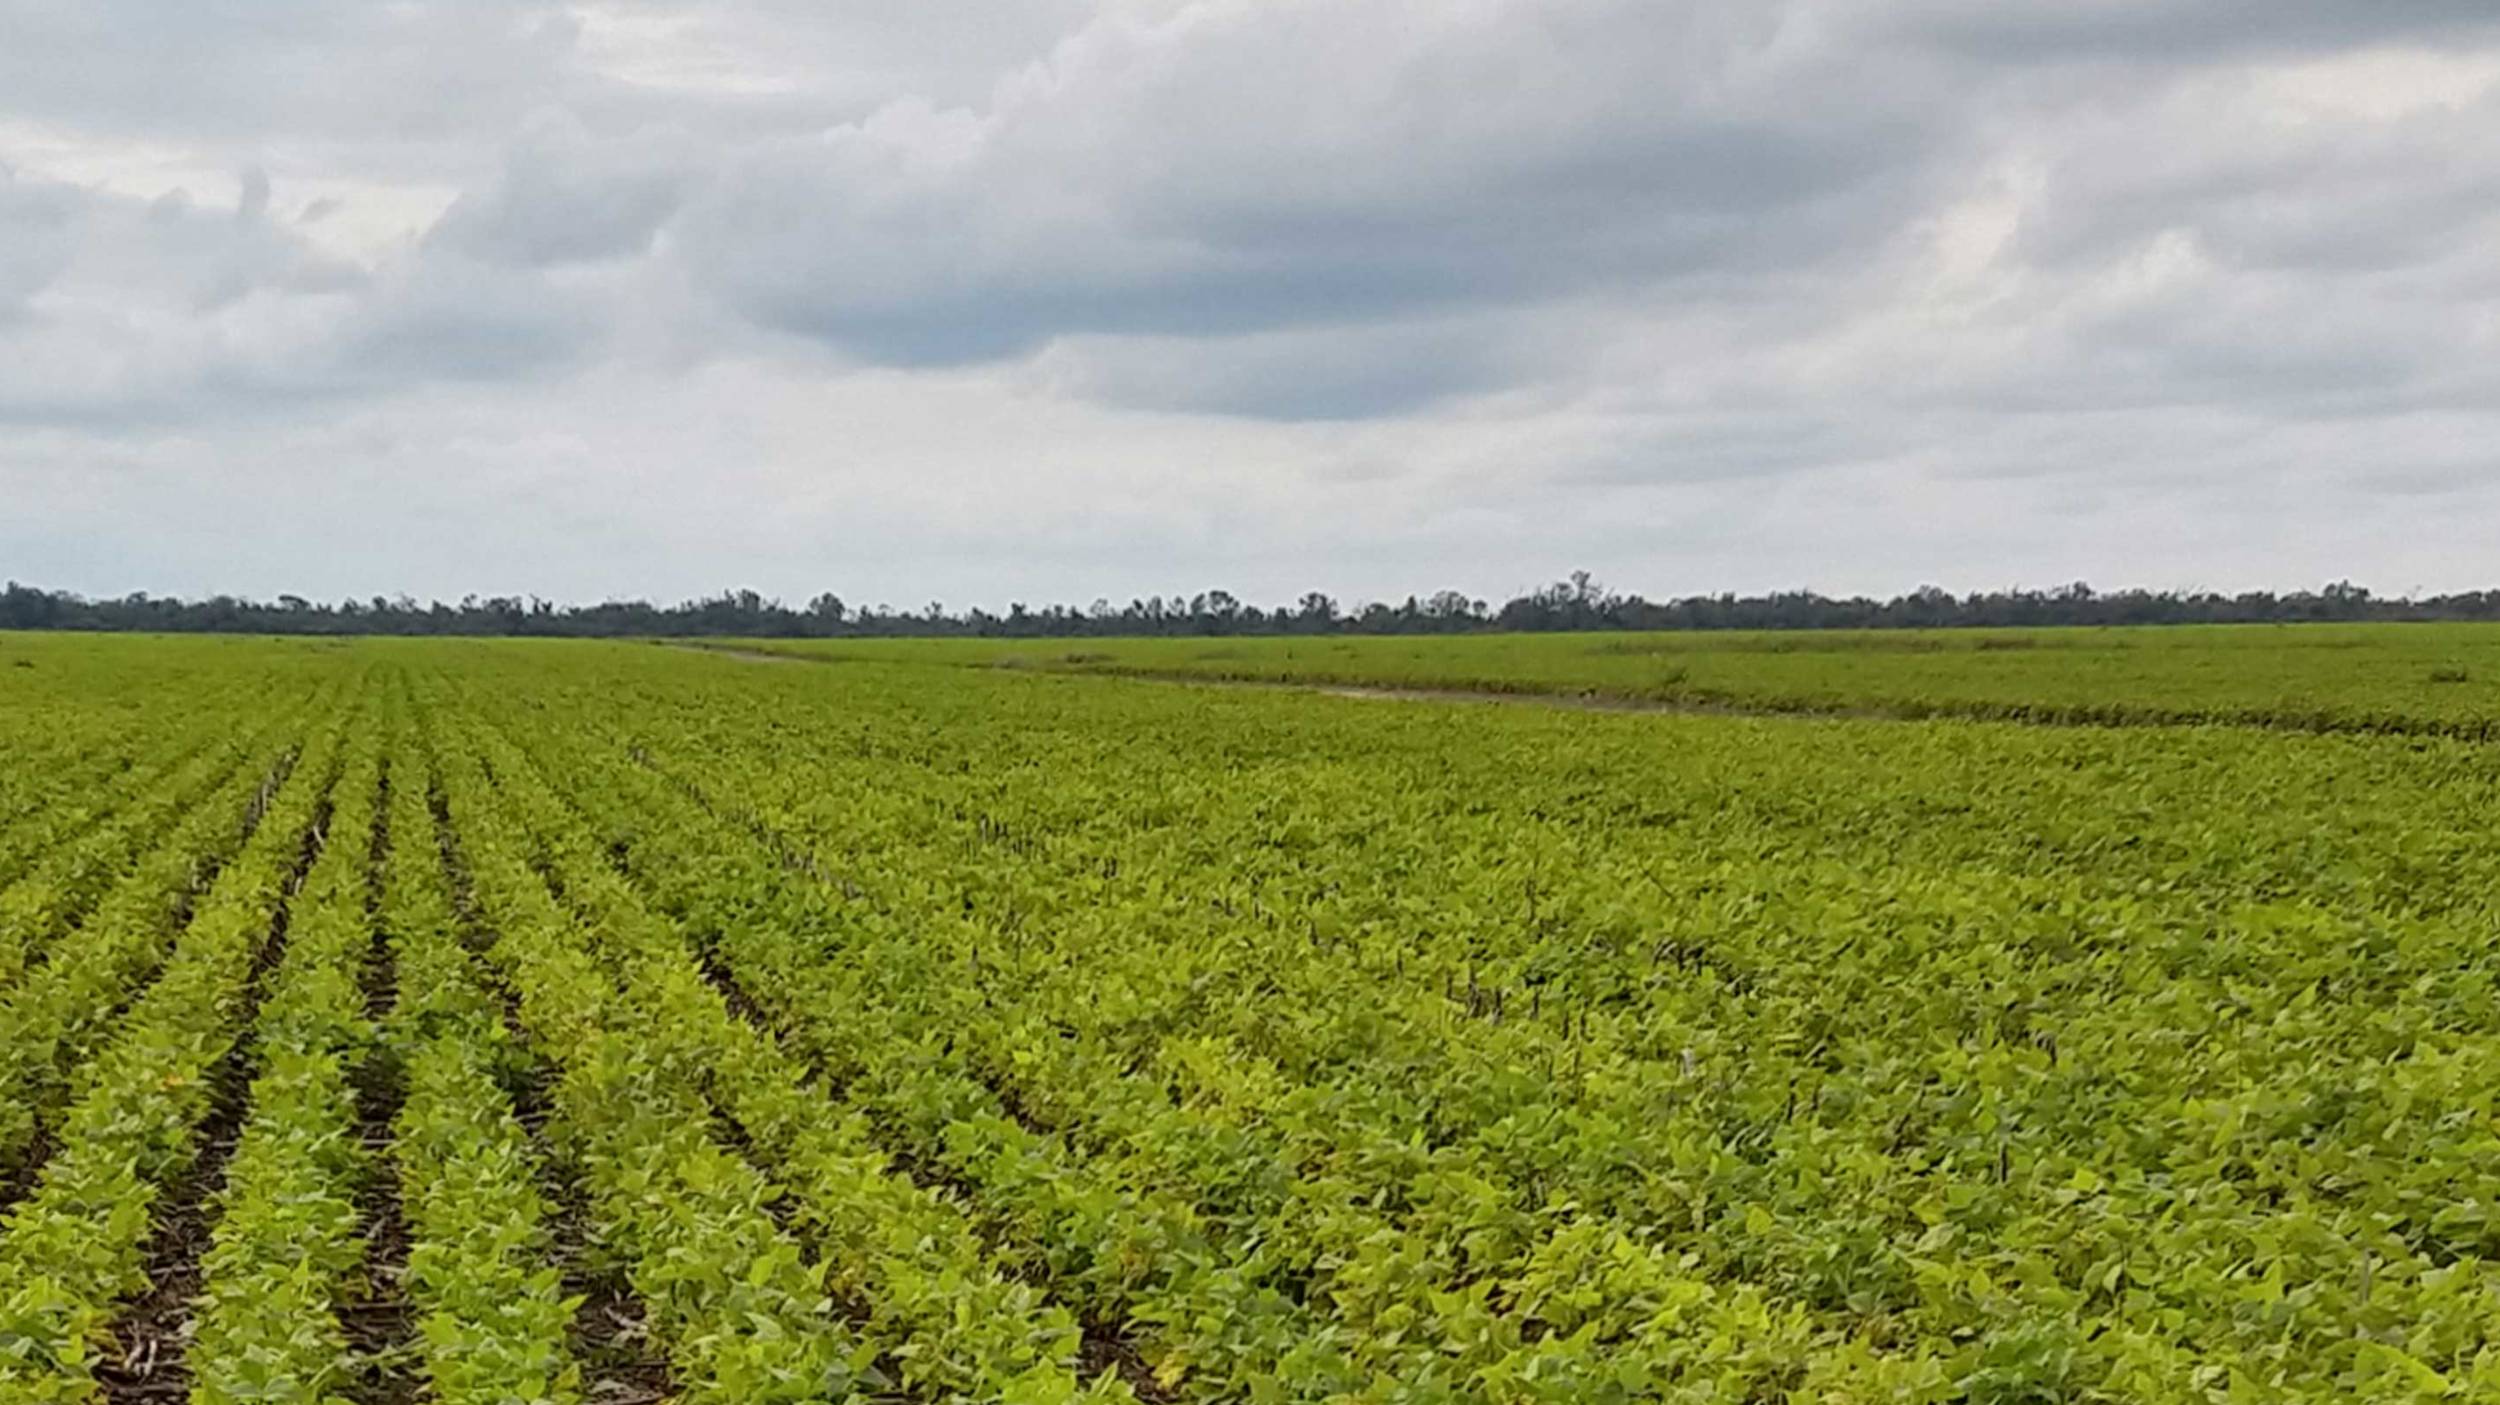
<box><xmin>728</xmin><ymin>622</ymin><xmax>2500</xmax><ymax>734</ymax></box>
<box><xmin>0</xmin><ymin>629</ymin><xmax>2495</xmax><ymax>1403</ymax></box>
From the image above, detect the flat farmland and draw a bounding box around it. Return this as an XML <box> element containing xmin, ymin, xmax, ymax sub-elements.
<box><xmin>0</xmin><ymin>630</ymin><xmax>2495</xmax><ymax>1403</ymax></box>
<box><xmin>737</xmin><ymin>622</ymin><xmax>2500</xmax><ymax>733</ymax></box>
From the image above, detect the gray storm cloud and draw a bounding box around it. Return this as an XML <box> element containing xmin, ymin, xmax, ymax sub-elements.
<box><xmin>1</xmin><ymin>0</ymin><xmax>2497</xmax><ymax>604</ymax></box>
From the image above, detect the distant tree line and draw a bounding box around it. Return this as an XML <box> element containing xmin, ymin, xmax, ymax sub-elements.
<box><xmin>3</xmin><ymin>575</ymin><xmax>2495</xmax><ymax>639</ymax></box>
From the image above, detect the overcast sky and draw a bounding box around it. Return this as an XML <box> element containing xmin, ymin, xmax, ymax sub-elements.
<box><xmin>5</xmin><ymin>1</ymin><xmax>2498</xmax><ymax>608</ymax></box>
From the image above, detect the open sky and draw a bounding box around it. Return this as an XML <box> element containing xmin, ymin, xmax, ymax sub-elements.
<box><xmin>4</xmin><ymin>1</ymin><xmax>2497</xmax><ymax>609</ymax></box>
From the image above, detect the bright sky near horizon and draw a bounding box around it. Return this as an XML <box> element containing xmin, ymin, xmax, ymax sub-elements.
<box><xmin>4</xmin><ymin>1</ymin><xmax>2498</xmax><ymax>608</ymax></box>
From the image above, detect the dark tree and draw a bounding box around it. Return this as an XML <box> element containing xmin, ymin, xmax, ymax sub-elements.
<box><xmin>0</xmin><ymin>575</ymin><xmax>2491</xmax><ymax>639</ymax></box>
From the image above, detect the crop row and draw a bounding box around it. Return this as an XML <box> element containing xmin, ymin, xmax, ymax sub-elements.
<box><xmin>423</xmin><ymin>703</ymin><xmax>885</xmax><ymax>1403</ymax></box>
<box><xmin>0</xmin><ymin>681</ymin><xmax>337</xmax><ymax>1191</ymax></box>
<box><xmin>463</xmin><ymin>682</ymin><xmax>1881</xmax><ymax>1403</ymax></box>
<box><xmin>385</xmin><ymin>707</ymin><xmax>584</xmax><ymax>1404</ymax></box>
<box><xmin>0</xmin><ymin>694</ymin><xmax>300</xmax><ymax>991</ymax></box>
<box><xmin>0</xmin><ymin>727</ymin><xmax>198</xmax><ymax>901</ymax></box>
<box><xmin>3</xmin><ymin>634</ymin><xmax>2492</xmax><ymax>1402</ymax></box>
<box><xmin>0</xmin><ymin>690</ymin><xmax>350</xmax><ymax>1398</ymax></box>
<box><xmin>184</xmin><ymin>705</ymin><xmax>387</xmax><ymax>1401</ymax></box>
<box><xmin>727</xmin><ymin>624</ymin><xmax>2500</xmax><ymax>737</ymax></box>
<box><xmin>443</xmin><ymin>643</ymin><xmax>2500</xmax><ymax>1399</ymax></box>
<box><xmin>0</xmin><ymin>661</ymin><xmax>315</xmax><ymax>891</ymax></box>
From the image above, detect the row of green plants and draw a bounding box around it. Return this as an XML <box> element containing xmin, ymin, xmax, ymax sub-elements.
<box><xmin>185</xmin><ymin>716</ymin><xmax>387</xmax><ymax>1401</ymax></box>
<box><xmin>384</xmin><ymin>712</ymin><xmax>584</xmax><ymax>1404</ymax></box>
<box><xmin>0</xmin><ymin>718</ymin><xmax>203</xmax><ymax>899</ymax></box>
<box><xmin>0</xmin><ymin>638</ymin><xmax>312</xmax><ymax>868</ymax></box>
<box><xmin>474</xmin><ymin>680</ymin><xmax>1888</xmax><ymax>1403</ymax></box>
<box><xmin>0</xmin><ymin>696</ymin><xmax>295</xmax><ymax>990</ymax></box>
<box><xmin>733</xmin><ymin>622</ymin><xmax>2500</xmax><ymax>735</ymax></box>
<box><xmin>466</xmin><ymin>680</ymin><xmax>1373</xmax><ymax>1398</ymax></box>
<box><xmin>423</xmin><ymin>707</ymin><xmax>881</xmax><ymax>1403</ymax></box>
<box><xmin>464</xmin><ymin>642</ymin><xmax>2500</xmax><ymax>1400</ymax></box>
<box><xmin>0</xmin><ymin>696</ymin><xmax>350</xmax><ymax>1400</ymax></box>
<box><xmin>0</xmin><ymin>690</ymin><xmax>326</xmax><ymax>1186</ymax></box>
<box><xmin>4</xmin><ymin>635</ymin><xmax>2495</xmax><ymax>1403</ymax></box>
<box><xmin>454</xmin><ymin>700</ymin><xmax>1137</xmax><ymax>1403</ymax></box>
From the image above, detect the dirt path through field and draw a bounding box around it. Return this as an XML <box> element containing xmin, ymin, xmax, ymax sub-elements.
<box><xmin>664</xmin><ymin>642</ymin><xmax>1910</xmax><ymax>721</ymax></box>
<box><xmin>662</xmin><ymin>639</ymin><xmax>2500</xmax><ymax>739</ymax></box>
<box><xmin>667</xmin><ymin>643</ymin><xmax>815</xmax><ymax>665</ymax></box>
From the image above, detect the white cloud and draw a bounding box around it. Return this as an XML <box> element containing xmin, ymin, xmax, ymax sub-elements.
<box><xmin>3</xmin><ymin>0</ymin><xmax>2499</xmax><ymax>603</ymax></box>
